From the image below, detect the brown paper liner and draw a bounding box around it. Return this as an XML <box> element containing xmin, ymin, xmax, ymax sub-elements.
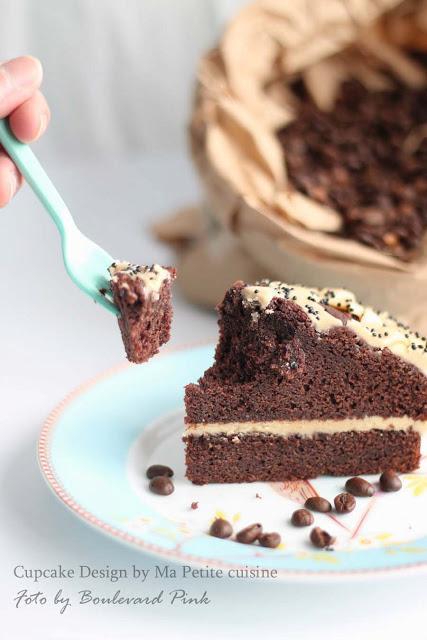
<box><xmin>157</xmin><ymin>0</ymin><xmax>427</xmax><ymax>332</ymax></box>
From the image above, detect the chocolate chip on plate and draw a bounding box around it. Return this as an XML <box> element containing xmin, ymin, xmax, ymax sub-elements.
<box><xmin>236</xmin><ymin>523</ymin><xmax>263</xmax><ymax>544</ymax></box>
<box><xmin>209</xmin><ymin>518</ymin><xmax>233</xmax><ymax>539</ymax></box>
<box><xmin>149</xmin><ymin>476</ymin><xmax>174</xmax><ymax>496</ymax></box>
<box><xmin>304</xmin><ymin>496</ymin><xmax>332</xmax><ymax>513</ymax></box>
<box><xmin>146</xmin><ymin>464</ymin><xmax>174</xmax><ymax>479</ymax></box>
<box><xmin>310</xmin><ymin>527</ymin><xmax>336</xmax><ymax>549</ymax></box>
<box><xmin>291</xmin><ymin>508</ymin><xmax>314</xmax><ymax>527</ymax></box>
<box><xmin>379</xmin><ymin>470</ymin><xmax>402</xmax><ymax>492</ymax></box>
<box><xmin>345</xmin><ymin>477</ymin><xmax>375</xmax><ymax>497</ymax></box>
<box><xmin>334</xmin><ymin>492</ymin><xmax>356</xmax><ymax>513</ymax></box>
<box><xmin>259</xmin><ymin>532</ymin><xmax>281</xmax><ymax>548</ymax></box>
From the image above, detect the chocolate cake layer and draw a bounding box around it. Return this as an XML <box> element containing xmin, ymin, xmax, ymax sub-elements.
<box><xmin>185</xmin><ymin>430</ymin><xmax>421</xmax><ymax>484</ymax></box>
<box><xmin>109</xmin><ymin>263</ymin><xmax>176</xmax><ymax>364</ymax></box>
<box><xmin>185</xmin><ymin>283</ymin><xmax>427</xmax><ymax>424</ymax></box>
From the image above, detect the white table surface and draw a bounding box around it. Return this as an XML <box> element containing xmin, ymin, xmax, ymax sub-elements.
<box><xmin>1</xmin><ymin>151</ymin><xmax>426</xmax><ymax>639</ymax></box>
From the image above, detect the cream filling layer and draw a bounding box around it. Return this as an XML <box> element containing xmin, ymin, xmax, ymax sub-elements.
<box><xmin>185</xmin><ymin>416</ymin><xmax>427</xmax><ymax>437</ymax></box>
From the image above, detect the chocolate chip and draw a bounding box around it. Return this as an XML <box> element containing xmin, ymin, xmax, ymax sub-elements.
<box><xmin>304</xmin><ymin>496</ymin><xmax>332</xmax><ymax>513</ymax></box>
<box><xmin>310</xmin><ymin>527</ymin><xmax>336</xmax><ymax>549</ymax></box>
<box><xmin>291</xmin><ymin>508</ymin><xmax>314</xmax><ymax>527</ymax></box>
<box><xmin>146</xmin><ymin>464</ymin><xmax>174</xmax><ymax>479</ymax></box>
<box><xmin>258</xmin><ymin>532</ymin><xmax>281</xmax><ymax>548</ymax></box>
<box><xmin>334</xmin><ymin>492</ymin><xmax>356</xmax><ymax>513</ymax></box>
<box><xmin>345</xmin><ymin>477</ymin><xmax>375</xmax><ymax>497</ymax></box>
<box><xmin>149</xmin><ymin>476</ymin><xmax>174</xmax><ymax>496</ymax></box>
<box><xmin>209</xmin><ymin>518</ymin><xmax>233</xmax><ymax>539</ymax></box>
<box><xmin>190</xmin><ymin>502</ymin><xmax>199</xmax><ymax>510</ymax></box>
<box><xmin>379</xmin><ymin>470</ymin><xmax>402</xmax><ymax>492</ymax></box>
<box><xmin>236</xmin><ymin>523</ymin><xmax>263</xmax><ymax>544</ymax></box>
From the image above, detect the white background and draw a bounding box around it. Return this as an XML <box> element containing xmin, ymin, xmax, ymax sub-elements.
<box><xmin>0</xmin><ymin>0</ymin><xmax>247</xmax><ymax>156</ymax></box>
<box><xmin>0</xmin><ymin>2</ymin><xmax>426</xmax><ymax>638</ymax></box>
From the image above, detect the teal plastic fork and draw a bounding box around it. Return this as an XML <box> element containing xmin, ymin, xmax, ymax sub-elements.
<box><xmin>0</xmin><ymin>118</ymin><xmax>119</xmax><ymax>315</ymax></box>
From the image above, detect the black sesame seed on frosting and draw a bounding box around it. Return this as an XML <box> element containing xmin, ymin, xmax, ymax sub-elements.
<box><xmin>108</xmin><ymin>261</ymin><xmax>171</xmax><ymax>299</ymax></box>
<box><xmin>241</xmin><ymin>281</ymin><xmax>427</xmax><ymax>374</ymax></box>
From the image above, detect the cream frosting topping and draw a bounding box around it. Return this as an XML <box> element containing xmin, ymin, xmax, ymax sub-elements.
<box><xmin>185</xmin><ymin>416</ymin><xmax>426</xmax><ymax>437</ymax></box>
<box><xmin>109</xmin><ymin>262</ymin><xmax>171</xmax><ymax>298</ymax></box>
<box><xmin>242</xmin><ymin>281</ymin><xmax>427</xmax><ymax>375</ymax></box>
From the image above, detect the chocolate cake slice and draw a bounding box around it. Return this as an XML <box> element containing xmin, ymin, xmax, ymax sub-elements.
<box><xmin>109</xmin><ymin>262</ymin><xmax>176</xmax><ymax>364</ymax></box>
<box><xmin>184</xmin><ymin>281</ymin><xmax>427</xmax><ymax>484</ymax></box>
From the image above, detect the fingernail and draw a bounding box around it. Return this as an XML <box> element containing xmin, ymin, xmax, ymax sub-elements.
<box><xmin>8</xmin><ymin>171</ymin><xmax>18</xmax><ymax>201</ymax></box>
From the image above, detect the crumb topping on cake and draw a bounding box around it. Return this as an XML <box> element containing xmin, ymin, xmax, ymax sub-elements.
<box><xmin>242</xmin><ymin>281</ymin><xmax>427</xmax><ymax>374</ymax></box>
<box><xmin>108</xmin><ymin>262</ymin><xmax>171</xmax><ymax>298</ymax></box>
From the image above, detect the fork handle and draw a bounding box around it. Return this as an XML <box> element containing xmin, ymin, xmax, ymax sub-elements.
<box><xmin>0</xmin><ymin>118</ymin><xmax>76</xmax><ymax>235</ymax></box>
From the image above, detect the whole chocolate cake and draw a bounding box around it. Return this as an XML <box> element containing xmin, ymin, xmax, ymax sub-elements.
<box><xmin>184</xmin><ymin>281</ymin><xmax>427</xmax><ymax>484</ymax></box>
<box><xmin>109</xmin><ymin>262</ymin><xmax>176</xmax><ymax>364</ymax></box>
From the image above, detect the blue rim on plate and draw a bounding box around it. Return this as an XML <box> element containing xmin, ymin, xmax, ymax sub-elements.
<box><xmin>38</xmin><ymin>344</ymin><xmax>427</xmax><ymax>581</ymax></box>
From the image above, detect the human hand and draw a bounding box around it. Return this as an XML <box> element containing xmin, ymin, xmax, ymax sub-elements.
<box><xmin>0</xmin><ymin>56</ymin><xmax>50</xmax><ymax>207</ymax></box>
